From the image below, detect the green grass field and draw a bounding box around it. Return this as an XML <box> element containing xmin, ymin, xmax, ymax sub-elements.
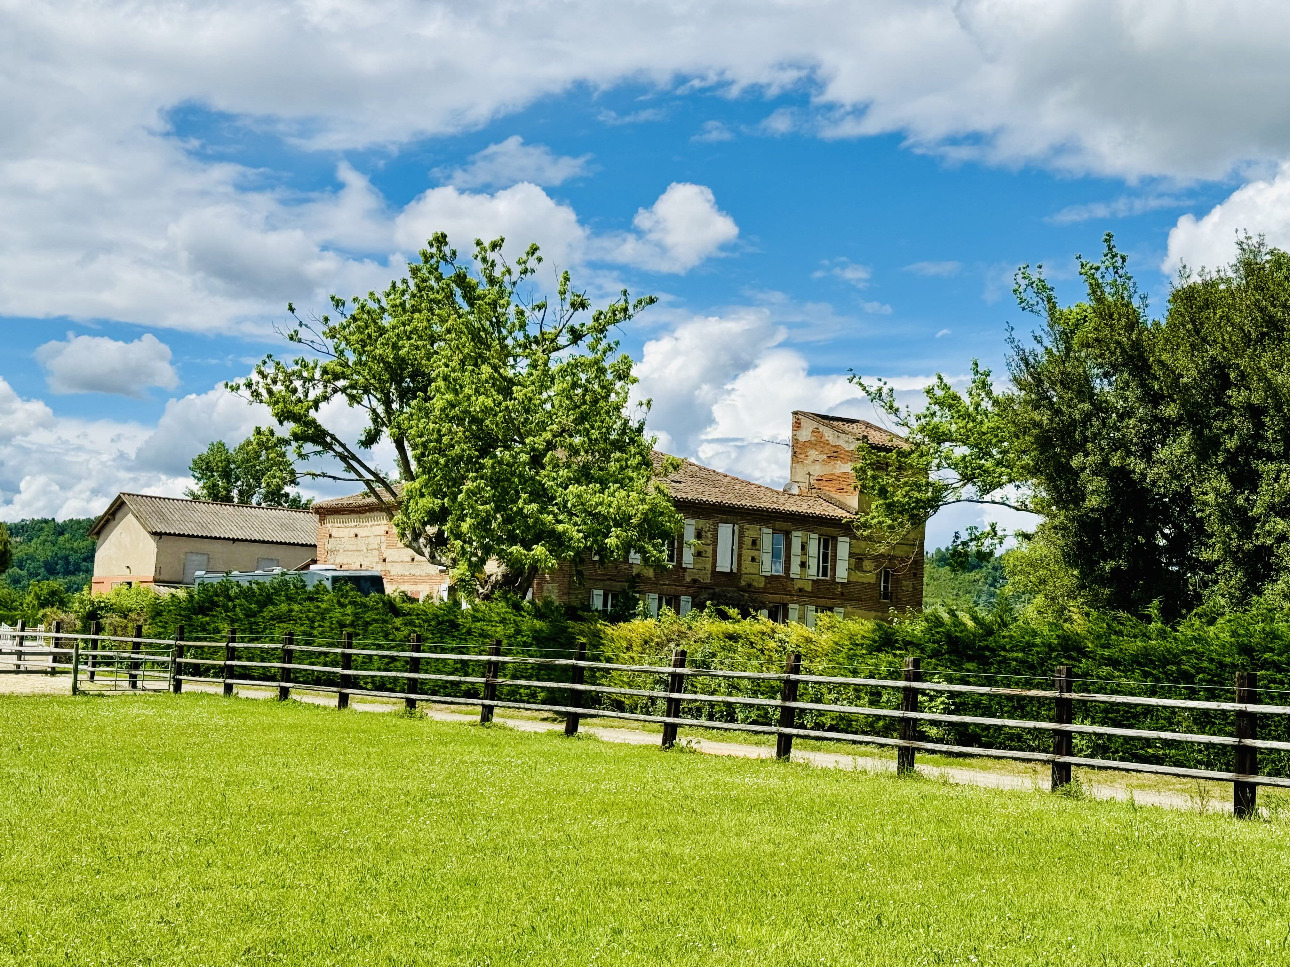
<box><xmin>3</xmin><ymin>694</ymin><xmax>1290</xmax><ymax>966</ymax></box>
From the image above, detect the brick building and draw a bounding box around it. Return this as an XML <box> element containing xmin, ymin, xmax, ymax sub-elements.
<box><xmin>309</xmin><ymin>410</ymin><xmax>923</xmax><ymax>619</ymax></box>
<box><xmin>533</xmin><ymin>411</ymin><xmax>923</xmax><ymax>622</ymax></box>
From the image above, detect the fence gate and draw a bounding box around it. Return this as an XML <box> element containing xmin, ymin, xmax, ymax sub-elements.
<box><xmin>0</xmin><ymin>626</ymin><xmax>174</xmax><ymax>694</ymax></box>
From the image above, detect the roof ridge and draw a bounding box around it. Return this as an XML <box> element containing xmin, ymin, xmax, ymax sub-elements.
<box><xmin>119</xmin><ymin>492</ymin><xmax>314</xmax><ymax>514</ymax></box>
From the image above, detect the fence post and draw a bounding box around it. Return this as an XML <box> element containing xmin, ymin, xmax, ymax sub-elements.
<box><xmin>51</xmin><ymin>620</ymin><xmax>62</xmax><ymax>676</ymax></box>
<box><xmin>222</xmin><ymin>627</ymin><xmax>236</xmax><ymax>698</ymax></box>
<box><xmin>661</xmin><ymin>649</ymin><xmax>688</xmax><ymax>749</ymax></box>
<box><xmin>278</xmin><ymin>631</ymin><xmax>293</xmax><ymax>702</ymax></box>
<box><xmin>405</xmin><ymin>633</ymin><xmax>422</xmax><ymax>712</ymax></box>
<box><xmin>1235</xmin><ymin>670</ymin><xmax>1259</xmax><ymax>819</ymax></box>
<box><xmin>775</xmin><ymin>651</ymin><xmax>803</xmax><ymax>760</ymax></box>
<box><xmin>338</xmin><ymin>631</ymin><xmax>353</xmax><ymax>710</ymax></box>
<box><xmin>15</xmin><ymin>620</ymin><xmax>24</xmax><ymax>672</ymax></box>
<box><xmin>129</xmin><ymin>624</ymin><xmax>143</xmax><ymax>690</ymax></box>
<box><xmin>479</xmin><ymin>640</ymin><xmax>501</xmax><ymax>724</ymax></box>
<box><xmin>897</xmin><ymin>656</ymin><xmax>921</xmax><ymax>775</ymax></box>
<box><xmin>70</xmin><ymin>625</ymin><xmax>81</xmax><ymax>696</ymax></box>
<box><xmin>1052</xmin><ymin>665</ymin><xmax>1073</xmax><ymax>791</ymax></box>
<box><xmin>88</xmin><ymin>620</ymin><xmax>99</xmax><ymax>682</ymax></box>
<box><xmin>564</xmin><ymin>639</ymin><xmax>588</xmax><ymax>736</ymax></box>
<box><xmin>171</xmin><ymin>625</ymin><xmax>184</xmax><ymax>695</ymax></box>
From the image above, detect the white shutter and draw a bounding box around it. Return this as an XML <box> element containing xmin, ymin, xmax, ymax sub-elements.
<box><xmin>805</xmin><ymin>604</ymin><xmax>816</xmax><ymax>629</ymax></box>
<box><xmin>629</xmin><ymin>548</ymin><xmax>642</xmax><ymax>565</ymax></box>
<box><xmin>716</xmin><ymin>523</ymin><xmax>734</xmax><ymax>572</ymax></box>
<box><xmin>682</xmin><ymin>519</ymin><xmax>695</xmax><ymax>567</ymax></box>
<box><xmin>757</xmin><ymin>608</ymin><xmax>769</xmax><ymax>618</ymax></box>
<box><xmin>647</xmin><ymin>593</ymin><xmax>659</xmax><ymax>617</ymax></box>
<box><xmin>733</xmin><ymin>525</ymin><xmax>741</xmax><ymax>572</ymax></box>
<box><xmin>679</xmin><ymin>595</ymin><xmax>692</xmax><ymax>616</ymax></box>
<box><xmin>834</xmin><ymin>607</ymin><xmax>845</xmax><ymax>619</ymax></box>
<box><xmin>590</xmin><ymin>589</ymin><xmax>604</xmax><ymax>611</ymax></box>
<box><xmin>790</xmin><ymin>532</ymin><xmax>803</xmax><ymax>578</ymax></box>
<box><xmin>835</xmin><ymin>537</ymin><xmax>850</xmax><ymax>583</ymax></box>
<box><xmin>806</xmin><ymin>533</ymin><xmax>819</xmax><ymax>580</ymax></box>
<box><xmin>759</xmin><ymin>527</ymin><xmax>772</xmax><ymax>575</ymax></box>
<box><xmin>788</xmin><ymin>604</ymin><xmax>800</xmax><ymax>623</ymax></box>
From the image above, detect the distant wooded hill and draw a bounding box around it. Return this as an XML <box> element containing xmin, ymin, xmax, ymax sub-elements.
<box><xmin>0</xmin><ymin>518</ymin><xmax>96</xmax><ymax>592</ymax></box>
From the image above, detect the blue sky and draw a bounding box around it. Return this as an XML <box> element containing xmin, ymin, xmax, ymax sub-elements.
<box><xmin>2</xmin><ymin>1</ymin><xmax>1286</xmax><ymax>547</ymax></box>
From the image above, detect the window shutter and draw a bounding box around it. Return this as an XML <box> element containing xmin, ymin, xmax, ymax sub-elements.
<box><xmin>647</xmin><ymin>593</ymin><xmax>659</xmax><ymax>617</ymax></box>
<box><xmin>682</xmin><ymin>519</ymin><xmax>695</xmax><ymax>567</ymax></box>
<box><xmin>590</xmin><ymin>589</ymin><xmax>604</xmax><ymax>611</ymax></box>
<box><xmin>679</xmin><ymin>595</ymin><xmax>692</xmax><ymax>616</ymax></box>
<box><xmin>834</xmin><ymin>607</ymin><xmax>845</xmax><ymax>619</ymax></box>
<box><xmin>835</xmin><ymin>537</ymin><xmax>850</xmax><ymax>583</ymax></box>
<box><xmin>788</xmin><ymin>604</ymin><xmax>800</xmax><ymax>624</ymax></box>
<box><xmin>733</xmin><ymin>525</ymin><xmax>741</xmax><ymax>572</ymax></box>
<box><xmin>760</xmin><ymin>528</ymin><xmax>773</xmax><ymax>575</ymax></box>
<box><xmin>805</xmin><ymin>604</ymin><xmax>816</xmax><ymax>629</ymax></box>
<box><xmin>806</xmin><ymin>533</ymin><xmax>819</xmax><ymax>580</ymax></box>
<box><xmin>757</xmin><ymin>608</ymin><xmax>769</xmax><ymax>618</ymax></box>
<box><xmin>716</xmin><ymin>523</ymin><xmax>734</xmax><ymax>572</ymax></box>
<box><xmin>790</xmin><ymin>532</ymin><xmax>802</xmax><ymax>578</ymax></box>
<box><xmin>628</xmin><ymin>548</ymin><xmax>642</xmax><ymax>565</ymax></box>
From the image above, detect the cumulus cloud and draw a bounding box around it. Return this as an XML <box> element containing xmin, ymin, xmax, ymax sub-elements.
<box><xmin>0</xmin><ymin>378</ymin><xmax>55</xmax><ymax>441</ymax></box>
<box><xmin>693</xmin><ymin>120</ymin><xmax>735</xmax><ymax>143</ymax></box>
<box><xmin>36</xmin><ymin>332</ymin><xmax>178</xmax><ymax>397</ymax></box>
<box><xmin>433</xmin><ymin>137</ymin><xmax>592</xmax><ymax>189</ymax></box>
<box><xmin>605</xmin><ymin>183</ymin><xmax>739</xmax><ymax>273</ymax></box>
<box><xmin>1163</xmin><ymin>165</ymin><xmax>1290</xmax><ymax>273</ymax></box>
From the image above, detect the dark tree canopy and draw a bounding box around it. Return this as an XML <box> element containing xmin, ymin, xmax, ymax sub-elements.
<box><xmin>236</xmin><ymin>233</ymin><xmax>679</xmax><ymax>598</ymax></box>
<box><xmin>187</xmin><ymin>429</ymin><xmax>310</xmax><ymax>508</ymax></box>
<box><xmin>855</xmin><ymin>234</ymin><xmax>1290</xmax><ymax>619</ymax></box>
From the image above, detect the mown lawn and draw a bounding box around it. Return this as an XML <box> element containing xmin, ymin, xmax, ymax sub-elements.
<box><xmin>2</xmin><ymin>694</ymin><xmax>1289</xmax><ymax>966</ymax></box>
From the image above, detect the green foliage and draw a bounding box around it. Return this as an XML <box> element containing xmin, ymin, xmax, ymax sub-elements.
<box><xmin>236</xmin><ymin>232</ymin><xmax>677</xmax><ymax>598</ymax></box>
<box><xmin>856</xmin><ymin>234</ymin><xmax>1290</xmax><ymax>619</ymax></box>
<box><xmin>0</xmin><ymin>517</ymin><xmax>95</xmax><ymax>593</ymax></box>
<box><xmin>922</xmin><ymin>546</ymin><xmax>1010</xmax><ymax>612</ymax></box>
<box><xmin>0</xmin><ymin>522</ymin><xmax>10</xmax><ymax>576</ymax></box>
<box><xmin>186</xmin><ymin>428</ymin><xmax>310</xmax><ymax>507</ymax></box>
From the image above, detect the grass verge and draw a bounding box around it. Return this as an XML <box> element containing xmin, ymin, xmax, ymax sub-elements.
<box><xmin>3</xmin><ymin>693</ymin><xmax>1290</xmax><ymax>966</ymax></box>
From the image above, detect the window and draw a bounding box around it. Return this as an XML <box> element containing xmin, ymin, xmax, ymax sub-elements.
<box><xmin>715</xmin><ymin>522</ymin><xmax>739</xmax><ymax>573</ymax></box>
<box><xmin>763</xmin><ymin>603</ymin><xmax>789</xmax><ymax>623</ymax></box>
<box><xmin>649</xmin><ymin>594</ymin><xmax>684</xmax><ymax>617</ymax></box>
<box><xmin>879</xmin><ymin>567</ymin><xmax>893</xmax><ymax>602</ymax></box>
<box><xmin>256</xmin><ymin>557</ymin><xmax>280</xmax><ymax>571</ymax></box>
<box><xmin>664</xmin><ymin>535</ymin><xmax>678</xmax><ymax>566</ymax></box>
<box><xmin>183</xmin><ymin>552</ymin><xmax>209</xmax><ymax>585</ymax></box>
<box><xmin>770</xmin><ymin>532</ymin><xmax>785</xmax><ymax>576</ymax></box>
<box><xmin>809</xmin><ymin>535</ymin><xmax>832</xmax><ymax>579</ymax></box>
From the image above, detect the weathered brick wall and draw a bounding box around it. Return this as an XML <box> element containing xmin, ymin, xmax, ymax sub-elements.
<box><xmin>789</xmin><ymin>412</ymin><xmax>861</xmax><ymax>513</ymax></box>
<box><xmin>314</xmin><ymin>511</ymin><xmax>448</xmax><ymax>601</ymax></box>
<box><xmin>536</xmin><ymin>501</ymin><xmax>924</xmax><ymax>620</ymax></box>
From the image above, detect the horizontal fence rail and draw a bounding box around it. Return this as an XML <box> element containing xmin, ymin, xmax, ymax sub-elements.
<box><xmin>5</xmin><ymin>627</ymin><xmax>1289</xmax><ymax>816</ymax></box>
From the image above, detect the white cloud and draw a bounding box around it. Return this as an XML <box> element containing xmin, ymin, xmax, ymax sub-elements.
<box><xmin>36</xmin><ymin>332</ymin><xmax>178</xmax><ymax>397</ymax></box>
<box><xmin>605</xmin><ymin>183</ymin><xmax>739</xmax><ymax>273</ymax></box>
<box><xmin>1048</xmin><ymin>193</ymin><xmax>1189</xmax><ymax>226</ymax></box>
<box><xmin>693</xmin><ymin>120</ymin><xmax>734</xmax><ymax>143</ymax></box>
<box><xmin>433</xmin><ymin>136</ymin><xmax>593</xmax><ymax>189</ymax></box>
<box><xmin>1163</xmin><ymin>164</ymin><xmax>1290</xmax><ymax>273</ymax></box>
<box><xmin>132</xmin><ymin>386</ymin><xmax>269</xmax><ymax>477</ymax></box>
<box><xmin>0</xmin><ymin>378</ymin><xmax>55</xmax><ymax>441</ymax></box>
<box><xmin>814</xmin><ymin>258</ymin><xmax>872</xmax><ymax>289</ymax></box>
<box><xmin>393</xmin><ymin>182</ymin><xmax>589</xmax><ymax>269</ymax></box>
<box><xmin>935</xmin><ymin>328</ymin><xmax>951</xmax><ymax>338</ymax></box>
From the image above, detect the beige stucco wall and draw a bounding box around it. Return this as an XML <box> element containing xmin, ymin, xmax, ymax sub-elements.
<box><xmin>316</xmin><ymin>511</ymin><xmax>448</xmax><ymax>600</ymax></box>
<box><xmin>153</xmin><ymin>534</ymin><xmax>315</xmax><ymax>585</ymax></box>
<box><xmin>92</xmin><ymin>511</ymin><xmax>159</xmax><ymax>591</ymax></box>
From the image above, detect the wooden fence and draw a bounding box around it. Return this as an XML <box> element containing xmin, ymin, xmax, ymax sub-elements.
<box><xmin>5</xmin><ymin>626</ymin><xmax>1290</xmax><ymax>818</ymax></box>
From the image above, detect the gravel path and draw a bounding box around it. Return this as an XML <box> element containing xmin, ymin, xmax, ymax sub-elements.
<box><xmin>2</xmin><ymin>672</ymin><xmax>1227</xmax><ymax>813</ymax></box>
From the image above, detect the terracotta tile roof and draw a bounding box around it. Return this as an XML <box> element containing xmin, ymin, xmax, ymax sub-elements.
<box><xmin>90</xmin><ymin>493</ymin><xmax>317</xmax><ymax>545</ymax></box>
<box><xmin>312</xmin><ymin>483</ymin><xmax>402</xmax><ymax>515</ymax></box>
<box><xmin>797</xmin><ymin>411</ymin><xmax>907</xmax><ymax>449</ymax></box>
<box><xmin>654</xmin><ymin>454</ymin><xmax>851</xmax><ymax>521</ymax></box>
<box><xmin>313</xmin><ymin>453</ymin><xmax>856</xmax><ymax>523</ymax></box>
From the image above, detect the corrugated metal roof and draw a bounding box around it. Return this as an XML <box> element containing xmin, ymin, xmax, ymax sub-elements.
<box><xmin>91</xmin><ymin>493</ymin><xmax>317</xmax><ymax>545</ymax></box>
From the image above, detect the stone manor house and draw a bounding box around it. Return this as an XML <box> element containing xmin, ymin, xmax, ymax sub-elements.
<box><xmin>311</xmin><ymin>410</ymin><xmax>924</xmax><ymax>622</ymax></box>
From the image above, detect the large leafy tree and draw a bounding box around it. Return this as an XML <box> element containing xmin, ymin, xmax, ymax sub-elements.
<box><xmin>236</xmin><ymin>233</ymin><xmax>679</xmax><ymax>598</ymax></box>
<box><xmin>187</xmin><ymin>429</ymin><xmax>311</xmax><ymax>508</ymax></box>
<box><xmin>855</xmin><ymin>234</ymin><xmax>1290</xmax><ymax>619</ymax></box>
<box><xmin>0</xmin><ymin>523</ymin><xmax>12</xmax><ymax>577</ymax></box>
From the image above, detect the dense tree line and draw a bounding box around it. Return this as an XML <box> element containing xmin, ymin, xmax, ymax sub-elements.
<box><xmin>0</xmin><ymin>517</ymin><xmax>95</xmax><ymax>593</ymax></box>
